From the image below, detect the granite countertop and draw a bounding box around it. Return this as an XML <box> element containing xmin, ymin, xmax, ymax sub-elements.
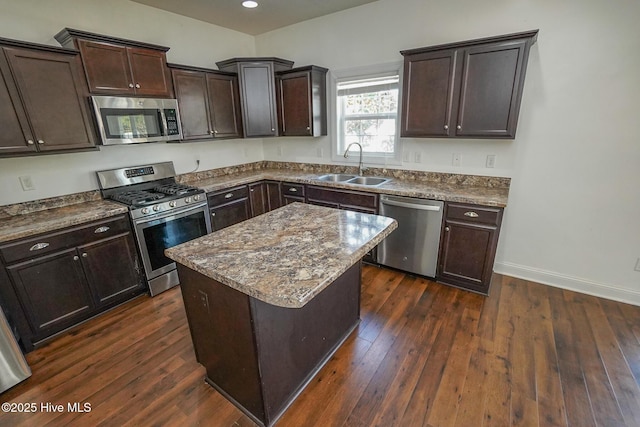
<box><xmin>184</xmin><ymin>169</ymin><xmax>509</xmax><ymax>207</ymax></box>
<box><xmin>165</xmin><ymin>203</ymin><xmax>397</xmax><ymax>309</ymax></box>
<box><xmin>0</xmin><ymin>200</ymin><xmax>129</xmax><ymax>243</ymax></box>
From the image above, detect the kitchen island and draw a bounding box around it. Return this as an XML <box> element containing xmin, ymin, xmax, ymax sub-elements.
<box><xmin>165</xmin><ymin>203</ymin><xmax>396</xmax><ymax>426</ymax></box>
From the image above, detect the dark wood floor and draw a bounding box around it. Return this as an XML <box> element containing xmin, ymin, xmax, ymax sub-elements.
<box><xmin>1</xmin><ymin>265</ymin><xmax>639</xmax><ymax>427</ymax></box>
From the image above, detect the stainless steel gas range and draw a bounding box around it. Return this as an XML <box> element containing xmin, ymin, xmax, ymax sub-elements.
<box><xmin>97</xmin><ymin>162</ymin><xmax>211</xmax><ymax>296</ymax></box>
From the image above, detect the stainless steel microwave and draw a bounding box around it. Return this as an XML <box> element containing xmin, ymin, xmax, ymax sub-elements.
<box><xmin>91</xmin><ymin>96</ymin><xmax>183</xmax><ymax>145</ymax></box>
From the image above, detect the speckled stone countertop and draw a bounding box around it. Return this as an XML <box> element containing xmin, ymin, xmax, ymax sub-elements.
<box><xmin>0</xmin><ymin>200</ymin><xmax>129</xmax><ymax>243</ymax></box>
<box><xmin>182</xmin><ymin>168</ymin><xmax>509</xmax><ymax>207</ymax></box>
<box><xmin>165</xmin><ymin>203</ymin><xmax>397</xmax><ymax>308</ymax></box>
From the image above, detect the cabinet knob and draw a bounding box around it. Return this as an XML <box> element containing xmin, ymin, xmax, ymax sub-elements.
<box><xmin>456</xmin><ymin>125</ymin><xmax>462</xmax><ymax>130</ymax></box>
<box><xmin>445</xmin><ymin>226</ymin><xmax>450</xmax><ymax>232</ymax></box>
<box><xmin>37</xmin><ymin>140</ymin><xmax>45</xmax><ymax>144</ymax></box>
<box><xmin>135</xmin><ymin>83</ymin><xmax>141</xmax><ymax>89</ymax></box>
<box><xmin>306</xmin><ymin>127</ymin><xmax>311</xmax><ymax>131</ymax></box>
<box><xmin>129</xmin><ymin>83</ymin><xmax>134</xmax><ymax>88</ymax></box>
<box><xmin>27</xmin><ymin>140</ymin><xmax>34</xmax><ymax>145</ymax></box>
<box><xmin>73</xmin><ymin>255</ymin><xmax>79</xmax><ymax>261</ymax></box>
<box><xmin>82</xmin><ymin>252</ymin><xmax>88</xmax><ymax>258</ymax></box>
<box><xmin>271</xmin><ymin>128</ymin><xmax>275</xmax><ymax>132</ymax></box>
<box><xmin>443</xmin><ymin>125</ymin><xmax>449</xmax><ymax>130</ymax></box>
<box><xmin>214</xmin><ymin>130</ymin><xmax>218</xmax><ymax>134</ymax></box>
<box><xmin>211</xmin><ymin>212</ymin><xmax>216</xmax><ymax>217</ymax></box>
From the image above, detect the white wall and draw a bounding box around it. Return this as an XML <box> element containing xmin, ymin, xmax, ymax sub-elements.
<box><xmin>256</xmin><ymin>0</ymin><xmax>640</xmax><ymax>303</ymax></box>
<box><xmin>0</xmin><ymin>0</ymin><xmax>260</xmax><ymax>204</ymax></box>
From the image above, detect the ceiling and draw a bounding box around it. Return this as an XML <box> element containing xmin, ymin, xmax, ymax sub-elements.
<box><xmin>130</xmin><ymin>0</ymin><xmax>380</xmax><ymax>36</ymax></box>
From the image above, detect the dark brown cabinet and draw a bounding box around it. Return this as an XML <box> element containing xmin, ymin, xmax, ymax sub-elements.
<box><xmin>55</xmin><ymin>28</ymin><xmax>172</xmax><ymax>97</ymax></box>
<box><xmin>170</xmin><ymin>64</ymin><xmax>243</xmax><ymax>140</ymax></box>
<box><xmin>248</xmin><ymin>182</ymin><xmax>267</xmax><ymax>217</ymax></box>
<box><xmin>0</xmin><ymin>215</ymin><xmax>144</xmax><ymax>350</ymax></box>
<box><xmin>0</xmin><ymin>39</ymin><xmax>96</xmax><ymax>156</ymax></box>
<box><xmin>276</xmin><ymin>66</ymin><xmax>328</xmax><ymax>137</ymax></box>
<box><xmin>217</xmin><ymin>57</ymin><xmax>294</xmax><ymax>137</ymax></box>
<box><xmin>437</xmin><ymin>203</ymin><xmax>503</xmax><ymax>294</ymax></box>
<box><xmin>281</xmin><ymin>182</ymin><xmax>305</xmax><ymax>205</ymax></box>
<box><xmin>266</xmin><ymin>181</ymin><xmax>283</xmax><ymax>211</ymax></box>
<box><xmin>208</xmin><ymin>185</ymin><xmax>251</xmax><ymax>231</ymax></box>
<box><xmin>306</xmin><ymin>185</ymin><xmax>378</xmax><ymax>214</ymax></box>
<box><xmin>401</xmin><ymin>30</ymin><xmax>538</xmax><ymax>139</ymax></box>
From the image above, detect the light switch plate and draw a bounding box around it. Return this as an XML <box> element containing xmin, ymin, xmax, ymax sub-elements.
<box><xmin>486</xmin><ymin>154</ymin><xmax>496</xmax><ymax>168</ymax></box>
<box><xmin>19</xmin><ymin>175</ymin><xmax>35</xmax><ymax>191</ymax></box>
<box><xmin>452</xmin><ymin>153</ymin><xmax>461</xmax><ymax>167</ymax></box>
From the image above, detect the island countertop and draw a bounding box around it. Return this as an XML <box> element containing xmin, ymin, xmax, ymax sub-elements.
<box><xmin>165</xmin><ymin>203</ymin><xmax>397</xmax><ymax>308</ymax></box>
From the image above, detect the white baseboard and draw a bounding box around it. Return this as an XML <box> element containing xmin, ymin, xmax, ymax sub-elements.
<box><xmin>494</xmin><ymin>261</ymin><xmax>640</xmax><ymax>307</ymax></box>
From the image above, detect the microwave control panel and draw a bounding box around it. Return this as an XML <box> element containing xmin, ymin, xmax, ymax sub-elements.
<box><xmin>164</xmin><ymin>109</ymin><xmax>180</xmax><ymax>136</ymax></box>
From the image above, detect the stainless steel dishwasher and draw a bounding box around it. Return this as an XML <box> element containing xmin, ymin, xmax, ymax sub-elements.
<box><xmin>0</xmin><ymin>305</ymin><xmax>31</xmax><ymax>392</ymax></box>
<box><xmin>377</xmin><ymin>195</ymin><xmax>444</xmax><ymax>277</ymax></box>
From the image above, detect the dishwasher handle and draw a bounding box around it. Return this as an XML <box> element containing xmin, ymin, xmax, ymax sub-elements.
<box><xmin>380</xmin><ymin>198</ymin><xmax>442</xmax><ymax>211</ymax></box>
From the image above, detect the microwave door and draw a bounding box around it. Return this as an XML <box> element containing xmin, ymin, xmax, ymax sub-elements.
<box><xmin>100</xmin><ymin>108</ymin><xmax>164</xmax><ymax>144</ymax></box>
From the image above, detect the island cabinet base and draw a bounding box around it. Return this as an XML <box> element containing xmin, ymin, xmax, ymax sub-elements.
<box><xmin>177</xmin><ymin>262</ymin><xmax>362</xmax><ymax>427</ymax></box>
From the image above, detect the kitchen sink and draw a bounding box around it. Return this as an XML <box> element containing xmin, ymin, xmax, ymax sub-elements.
<box><xmin>315</xmin><ymin>174</ymin><xmax>391</xmax><ymax>186</ymax></box>
<box><xmin>317</xmin><ymin>174</ymin><xmax>357</xmax><ymax>182</ymax></box>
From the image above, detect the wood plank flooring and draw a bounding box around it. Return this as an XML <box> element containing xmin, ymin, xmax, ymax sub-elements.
<box><xmin>1</xmin><ymin>265</ymin><xmax>639</xmax><ymax>427</ymax></box>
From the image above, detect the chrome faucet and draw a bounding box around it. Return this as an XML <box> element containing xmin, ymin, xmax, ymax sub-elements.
<box><xmin>343</xmin><ymin>142</ymin><xmax>368</xmax><ymax>176</ymax></box>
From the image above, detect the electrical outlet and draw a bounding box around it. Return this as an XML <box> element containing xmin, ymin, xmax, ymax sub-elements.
<box><xmin>452</xmin><ymin>153</ymin><xmax>461</xmax><ymax>167</ymax></box>
<box><xmin>414</xmin><ymin>152</ymin><xmax>422</xmax><ymax>163</ymax></box>
<box><xmin>486</xmin><ymin>154</ymin><xmax>496</xmax><ymax>168</ymax></box>
<box><xmin>635</xmin><ymin>258</ymin><xmax>640</xmax><ymax>272</ymax></box>
<box><xmin>277</xmin><ymin>145</ymin><xmax>284</xmax><ymax>156</ymax></box>
<box><xmin>19</xmin><ymin>175</ymin><xmax>35</xmax><ymax>191</ymax></box>
<box><xmin>403</xmin><ymin>150</ymin><xmax>411</xmax><ymax>163</ymax></box>
<box><xmin>316</xmin><ymin>147</ymin><xmax>324</xmax><ymax>158</ymax></box>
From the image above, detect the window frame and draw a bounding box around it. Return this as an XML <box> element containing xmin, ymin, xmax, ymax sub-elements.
<box><xmin>330</xmin><ymin>62</ymin><xmax>403</xmax><ymax>166</ymax></box>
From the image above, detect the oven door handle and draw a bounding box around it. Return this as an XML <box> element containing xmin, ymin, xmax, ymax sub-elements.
<box><xmin>133</xmin><ymin>202</ymin><xmax>209</xmax><ymax>226</ymax></box>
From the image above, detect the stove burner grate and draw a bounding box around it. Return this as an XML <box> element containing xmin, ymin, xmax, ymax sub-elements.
<box><xmin>154</xmin><ymin>183</ymin><xmax>200</xmax><ymax>196</ymax></box>
<box><xmin>110</xmin><ymin>190</ymin><xmax>166</xmax><ymax>205</ymax></box>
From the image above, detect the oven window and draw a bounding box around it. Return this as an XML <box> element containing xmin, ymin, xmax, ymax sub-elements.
<box><xmin>142</xmin><ymin>211</ymin><xmax>209</xmax><ymax>271</ymax></box>
<box><xmin>101</xmin><ymin>108</ymin><xmax>162</xmax><ymax>139</ymax></box>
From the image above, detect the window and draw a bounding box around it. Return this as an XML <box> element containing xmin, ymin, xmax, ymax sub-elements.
<box><xmin>332</xmin><ymin>65</ymin><xmax>401</xmax><ymax>164</ymax></box>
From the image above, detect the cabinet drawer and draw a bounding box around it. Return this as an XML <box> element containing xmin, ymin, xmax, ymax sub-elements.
<box><xmin>208</xmin><ymin>185</ymin><xmax>249</xmax><ymax>206</ymax></box>
<box><xmin>445</xmin><ymin>203</ymin><xmax>502</xmax><ymax>226</ymax></box>
<box><xmin>281</xmin><ymin>182</ymin><xmax>305</xmax><ymax>197</ymax></box>
<box><xmin>0</xmin><ymin>215</ymin><xmax>131</xmax><ymax>264</ymax></box>
<box><xmin>306</xmin><ymin>186</ymin><xmax>377</xmax><ymax>210</ymax></box>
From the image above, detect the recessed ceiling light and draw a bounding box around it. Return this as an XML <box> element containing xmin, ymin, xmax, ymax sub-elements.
<box><xmin>242</xmin><ymin>1</ymin><xmax>258</xmax><ymax>8</ymax></box>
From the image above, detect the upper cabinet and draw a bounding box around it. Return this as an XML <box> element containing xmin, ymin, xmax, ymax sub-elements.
<box><xmin>217</xmin><ymin>57</ymin><xmax>294</xmax><ymax>138</ymax></box>
<box><xmin>276</xmin><ymin>66</ymin><xmax>328</xmax><ymax>137</ymax></box>
<box><xmin>169</xmin><ymin>64</ymin><xmax>243</xmax><ymax>140</ymax></box>
<box><xmin>401</xmin><ymin>30</ymin><xmax>538</xmax><ymax>139</ymax></box>
<box><xmin>55</xmin><ymin>28</ymin><xmax>173</xmax><ymax>97</ymax></box>
<box><xmin>0</xmin><ymin>38</ymin><xmax>96</xmax><ymax>156</ymax></box>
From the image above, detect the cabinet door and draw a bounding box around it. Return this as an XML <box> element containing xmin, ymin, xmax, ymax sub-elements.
<box><xmin>455</xmin><ymin>40</ymin><xmax>527</xmax><ymax>138</ymax></box>
<box><xmin>0</xmin><ymin>57</ymin><xmax>35</xmax><ymax>154</ymax></box>
<box><xmin>7</xmin><ymin>248</ymin><xmax>94</xmax><ymax>339</ymax></box>
<box><xmin>239</xmin><ymin>62</ymin><xmax>278</xmax><ymax>137</ymax></box>
<box><xmin>249</xmin><ymin>182</ymin><xmax>267</xmax><ymax>217</ymax></box>
<box><xmin>79</xmin><ymin>232</ymin><xmax>143</xmax><ymax>308</ymax></box>
<box><xmin>207</xmin><ymin>73</ymin><xmax>243</xmax><ymax>139</ymax></box>
<box><xmin>172</xmin><ymin>69</ymin><xmax>212</xmax><ymax>140</ymax></box>
<box><xmin>266</xmin><ymin>181</ymin><xmax>282</xmax><ymax>211</ymax></box>
<box><xmin>77</xmin><ymin>40</ymin><xmax>135</xmax><ymax>95</ymax></box>
<box><xmin>127</xmin><ymin>47</ymin><xmax>171</xmax><ymax>97</ymax></box>
<box><xmin>3</xmin><ymin>47</ymin><xmax>96</xmax><ymax>151</ymax></box>
<box><xmin>401</xmin><ymin>49</ymin><xmax>458</xmax><ymax>137</ymax></box>
<box><xmin>278</xmin><ymin>73</ymin><xmax>311</xmax><ymax>136</ymax></box>
<box><xmin>210</xmin><ymin>199</ymin><xmax>251</xmax><ymax>231</ymax></box>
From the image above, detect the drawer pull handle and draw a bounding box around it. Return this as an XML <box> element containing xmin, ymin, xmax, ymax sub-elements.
<box><xmin>289</xmin><ymin>188</ymin><xmax>297</xmax><ymax>192</ymax></box>
<box><xmin>224</xmin><ymin>193</ymin><xmax>234</xmax><ymax>199</ymax></box>
<box><xmin>94</xmin><ymin>226</ymin><xmax>110</xmax><ymax>233</ymax></box>
<box><xmin>464</xmin><ymin>211</ymin><xmax>479</xmax><ymax>218</ymax></box>
<box><xmin>29</xmin><ymin>242</ymin><xmax>49</xmax><ymax>251</ymax></box>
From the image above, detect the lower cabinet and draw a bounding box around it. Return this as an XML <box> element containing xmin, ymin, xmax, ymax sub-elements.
<box><xmin>208</xmin><ymin>185</ymin><xmax>251</xmax><ymax>231</ymax></box>
<box><xmin>281</xmin><ymin>182</ymin><xmax>305</xmax><ymax>205</ymax></box>
<box><xmin>249</xmin><ymin>182</ymin><xmax>267</xmax><ymax>217</ymax></box>
<box><xmin>0</xmin><ymin>215</ymin><xmax>144</xmax><ymax>350</ymax></box>
<box><xmin>306</xmin><ymin>185</ymin><xmax>378</xmax><ymax>214</ymax></box>
<box><xmin>437</xmin><ymin>202</ymin><xmax>503</xmax><ymax>294</ymax></box>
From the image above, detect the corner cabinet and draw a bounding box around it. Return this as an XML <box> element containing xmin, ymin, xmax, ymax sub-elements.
<box><xmin>276</xmin><ymin>66</ymin><xmax>328</xmax><ymax>137</ymax></box>
<box><xmin>169</xmin><ymin>64</ymin><xmax>243</xmax><ymax>140</ymax></box>
<box><xmin>0</xmin><ymin>38</ymin><xmax>96</xmax><ymax>156</ymax></box>
<box><xmin>55</xmin><ymin>28</ymin><xmax>173</xmax><ymax>97</ymax></box>
<box><xmin>437</xmin><ymin>203</ymin><xmax>503</xmax><ymax>294</ymax></box>
<box><xmin>0</xmin><ymin>215</ymin><xmax>145</xmax><ymax>351</ymax></box>
<box><xmin>401</xmin><ymin>30</ymin><xmax>538</xmax><ymax>139</ymax></box>
<box><xmin>216</xmin><ymin>57</ymin><xmax>294</xmax><ymax>137</ymax></box>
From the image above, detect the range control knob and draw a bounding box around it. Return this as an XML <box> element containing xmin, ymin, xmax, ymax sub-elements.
<box><xmin>193</xmin><ymin>194</ymin><xmax>201</xmax><ymax>201</ymax></box>
<box><xmin>169</xmin><ymin>201</ymin><xmax>177</xmax><ymax>208</ymax></box>
<box><xmin>185</xmin><ymin>197</ymin><xmax>192</xmax><ymax>203</ymax></box>
<box><xmin>141</xmin><ymin>208</ymin><xmax>150</xmax><ymax>214</ymax></box>
<box><xmin>153</xmin><ymin>205</ymin><xmax>161</xmax><ymax>212</ymax></box>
